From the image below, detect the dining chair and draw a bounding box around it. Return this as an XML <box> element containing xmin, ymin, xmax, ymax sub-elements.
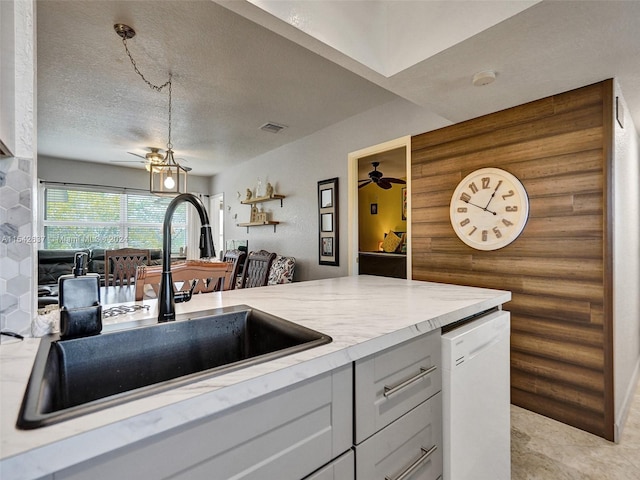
<box><xmin>238</xmin><ymin>250</ymin><xmax>277</xmax><ymax>289</ymax></box>
<box><xmin>134</xmin><ymin>260</ymin><xmax>233</xmax><ymax>301</ymax></box>
<box><xmin>220</xmin><ymin>249</ymin><xmax>247</xmax><ymax>290</ymax></box>
<box><xmin>105</xmin><ymin>248</ymin><xmax>150</xmax><ymax>287</ymax></box>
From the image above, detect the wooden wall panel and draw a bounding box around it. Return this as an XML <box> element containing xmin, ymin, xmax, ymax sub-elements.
<box><xmin>410</xmin><ymin>80</ymin><xmax>613</xmax><ymax>439</ymax></box>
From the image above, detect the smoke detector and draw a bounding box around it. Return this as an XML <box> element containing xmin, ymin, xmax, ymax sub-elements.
<box><xmin>472</xmin><ymin>70</ymin><xmax>496</xmax><ymax>87</ymax></box>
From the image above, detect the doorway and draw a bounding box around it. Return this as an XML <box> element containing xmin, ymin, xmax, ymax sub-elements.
<box><xmin>209</xmin><ymin>193</ymin><xmax>224</xmax><ymax>259</ymax></box>
<box><xmin>347</xmin><ymin>136</ymin><xmax>411</xmax><ymax>278</ymax></box>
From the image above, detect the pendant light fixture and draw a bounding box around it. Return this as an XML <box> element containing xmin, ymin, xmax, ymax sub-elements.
<box><xmin>114</xmin><ymin>23</ymin><xmax>188</xmax><ymax>196</ymax></box>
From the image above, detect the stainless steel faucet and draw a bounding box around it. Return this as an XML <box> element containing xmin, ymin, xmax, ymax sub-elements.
<box><xmin>158</xmin><ymin>193</ymin><xmax>215</xmax><ymax>322</ymax></box>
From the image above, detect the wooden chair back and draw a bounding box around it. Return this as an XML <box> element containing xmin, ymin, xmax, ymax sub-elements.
<box><xmin>135</xmin><ymin>260</ymin><xmax>232</xmax><ymax>301</ymax></box>
<box><xmin>238</xmin><ymin>250</ymin><xmax>277</xmax><ymax>289</ymax></box>
<box><xmin>220</xmin><ymin>249</ymin><xmax>247</xmax><ymax>290</ymax></box>
<box><xmin>105</xmin><ymin>248</ymin><xmax>150</xmax><ymax>286</ymax></box>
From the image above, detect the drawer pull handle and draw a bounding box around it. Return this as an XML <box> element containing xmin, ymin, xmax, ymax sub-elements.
<box><xmin>383</xmin><ymin>365</ymin><xmax>437</xmax><ymax>398</ymax></box>
<box><xmin>385</xmin><ymin>445</ymin><xmax>437</xmax><ymax>480</ymax></box>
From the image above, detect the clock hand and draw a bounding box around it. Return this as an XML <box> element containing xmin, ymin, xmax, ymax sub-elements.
<box><xmin>484</xmin><ymin>180</ymin><xmax>503</xmax><ymax>210</ymax></box>
<box><xmin>464</xmin><ymin>200</ymin><xmax>497</xmax><ymax>215</ymax></box>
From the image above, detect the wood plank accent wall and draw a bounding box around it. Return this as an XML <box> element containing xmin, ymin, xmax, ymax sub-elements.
<box><xmin>411</xmin><ymin>80</ymin><xmax>614</xmax><ymax>440</ymax></box>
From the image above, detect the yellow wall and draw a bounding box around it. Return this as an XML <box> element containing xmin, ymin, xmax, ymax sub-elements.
<box><xmin>358</xmin><ymin>183</ymin><xmax>407</xmax><ymax>251</ymax></box>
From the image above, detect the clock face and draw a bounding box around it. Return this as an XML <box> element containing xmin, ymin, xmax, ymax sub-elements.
<box><xmin>450</xmin><ymin>168</ymin><xmax>529</xmax><ymax>251</ymax></box>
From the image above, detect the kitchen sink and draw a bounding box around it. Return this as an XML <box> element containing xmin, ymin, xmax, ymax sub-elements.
<box><xmin>17</xmin><ymin>305</ymin><xmax>331</xmax><ymax>429</ymax></box>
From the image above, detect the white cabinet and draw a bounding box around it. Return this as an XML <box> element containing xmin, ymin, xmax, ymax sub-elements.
<box><xmin>304</xmin><ymin>450</ymin><xmax>354</xmax><ymax>480</ymax></box>
<box><xmin>54</xmin><ymin>365</ymin><xmax>352</xmax><ymax>480</ymax></box>
<box><xmin>356</xmin><ymin>393</ymin><xmax>442</xmax><ymax>480</ymax></box>
<box><xmin>52</xmin><ymin>330</ymin><xmax>445</xmax><ymax>480</ymax></box>
<box><xmin>354</xmin><ymin>330</ymin><xmax>442</xmax><ymax>480</ymax></box>
<box><xmin>354</xmin><ymin>329</ymin><xmax>441</xmax><ymax>444</ymax></box>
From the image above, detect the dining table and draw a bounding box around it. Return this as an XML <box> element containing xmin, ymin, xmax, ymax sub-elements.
<box><xmin>100</xmin><ymin>285</ymin><xmax>137</xmax><ymax>304</ymax></box>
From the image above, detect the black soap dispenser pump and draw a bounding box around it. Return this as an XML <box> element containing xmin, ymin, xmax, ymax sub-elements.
<box><xmin>58</xmin><ymin>252</ymin><xmax>102</xmax><ymax>339</ymax></box>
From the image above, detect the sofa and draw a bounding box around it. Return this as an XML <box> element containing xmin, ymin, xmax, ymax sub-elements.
<box><xmin>37</xmin><ymin>248</ymin><xmax>163</xmax><ymax>306</ymax></box>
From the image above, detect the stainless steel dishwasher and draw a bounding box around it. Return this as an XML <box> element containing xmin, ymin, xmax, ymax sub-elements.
<box><xmin>442</xmin><ymin>309</ymin><xmax>511</xmax><ymax>480</ymax></box>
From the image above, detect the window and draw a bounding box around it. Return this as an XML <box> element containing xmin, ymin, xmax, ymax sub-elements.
<box><xmin>42</xmin><ymin>187</ymin><xmax>187</xmax><ymax>254</ymax></box>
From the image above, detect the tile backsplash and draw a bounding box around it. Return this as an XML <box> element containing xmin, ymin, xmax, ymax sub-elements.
<box><xmin>0</xmin><ymin>156</ymin><xmax>34</xmax><ymax>336</ymax></box>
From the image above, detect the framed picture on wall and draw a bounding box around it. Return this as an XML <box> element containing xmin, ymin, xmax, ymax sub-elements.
<box><xmin>318</xmin><ymin>177</ymin><xmax>339</xmax><ymax>266</ymax></box>
<box><xmin>321</xmin><ymin>237</ymin><xmax>333</xmax><ymax>256</ymax></box>
<box><xmin>321</xmin><ymin>213</ymin><xmax>333</xmax><ymax>232</ymax></box>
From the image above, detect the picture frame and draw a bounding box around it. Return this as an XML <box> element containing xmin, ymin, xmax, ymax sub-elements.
<box><xmin>321</xmin><ymin>237</ymin><xmax>333</xmax><ymax>256</ymax></box>
<box><xmin>321</xmin><ymin>213</ymin><xmax>333</xmax><ymax>232</ymax></box>
<box><xmin>318</xmin><ymin>177</ymin><xmax>339</xmax><ymax>266</ymax></box>
<box><xmin>370</xmin><ymin>203</ymin><xmax>378</xmax><ymax>215</ymax></box>
<box><xmin>321</xmin><ymin>188</ymin><xmax>333</xmax><ymax>208</ymax></box>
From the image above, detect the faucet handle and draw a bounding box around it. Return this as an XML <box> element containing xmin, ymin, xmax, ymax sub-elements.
<box><xmin>174</xmin><ymin>279</ymin><xmax>197</xmax><ymax>304</ymax></box>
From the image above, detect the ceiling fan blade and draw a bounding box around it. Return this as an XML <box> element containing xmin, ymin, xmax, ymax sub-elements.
<box><xmin>127</xmin><ymin>152</ymin><xmax>147</xmax><ymax>160</ymax></box>
<box><xmin>377</xmin><ymin>179</ymin><xmax>393</xmax><ymax>189</ymax></box>
<box><xmin>383</xmin><ymin>177</ymin><xmax>406</xmax><ymax>185</ymax></box>
<box><xmin>358</xmin><ymin>180</ymin><xmax>372</xmax><ymax>188</ymax></box>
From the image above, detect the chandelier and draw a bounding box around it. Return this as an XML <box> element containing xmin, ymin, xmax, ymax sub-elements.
<box><xmin>114</xmin><ymin>23</ymin><xmax>188</xmax><ymax>195</ymax></box>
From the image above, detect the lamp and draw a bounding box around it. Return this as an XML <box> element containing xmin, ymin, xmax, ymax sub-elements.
<box><xmin>150</xmin><ymin>148</ymin><xmax>188</xmax><ymax>195</ymax></box>
<box><xmin>114</xmin><ymin>23</ymin><xmax>189</xmax><ymax>195</ymax></box>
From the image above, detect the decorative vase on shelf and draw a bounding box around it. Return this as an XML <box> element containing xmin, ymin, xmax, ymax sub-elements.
<box><xmin>255</xmin><ymin>178</ymin><xmax>263</xmax><ymax>198</ymax></box>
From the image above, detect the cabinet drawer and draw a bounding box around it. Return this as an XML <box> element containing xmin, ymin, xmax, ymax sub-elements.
<box><xmin>304</xmin><ymin>450</ymin><xmax>354</xmax><ymax>480</ymax></box>
<box><xmin>355</xmin><ymin>330</ymin><xmax>441</xmax><ymax>443</ymax></box>
<box><xmin>355</xmin><ymin>393</ymin><xmax>442</xmax><ymax>480</ymax></box>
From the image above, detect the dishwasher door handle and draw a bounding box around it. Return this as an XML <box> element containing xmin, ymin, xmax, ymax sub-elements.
<box><xmin>383</xmin><ymin>365</ymin><xmax>437</xmax><ymax>398</ymax></box>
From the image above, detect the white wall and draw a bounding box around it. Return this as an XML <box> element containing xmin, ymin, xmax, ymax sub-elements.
<box><xmin>613</xmin><ymin>80</ymin><xmax>640</xmax><ymax>441</ymax></box>
<box><xmin>37</xmin><ymin>156</ymin><xmax>212</xmax><ymax>194</ymax></box>
<box><xmin>211</xmin><ymin>97</ymin><xmax>448</xmax><ymax>281</ymax></box>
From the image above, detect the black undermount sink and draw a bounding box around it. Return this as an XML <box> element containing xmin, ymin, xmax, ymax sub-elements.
<box><xmin>17</xmin><ymin>305</ymin><xmax>331</xmax><ymax>429</ymax></box>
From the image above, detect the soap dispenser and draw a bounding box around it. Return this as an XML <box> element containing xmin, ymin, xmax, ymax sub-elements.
<box><xmin>58</xmin><ymin>252</ymin><xmax>102</xmax><ymax>339</ymax></box>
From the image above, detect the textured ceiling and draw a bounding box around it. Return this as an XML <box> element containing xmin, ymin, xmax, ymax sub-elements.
<box><xmin>36</xmin><ymin>1</ymin><xmax>640</xmax><ymax>177</ymax></box>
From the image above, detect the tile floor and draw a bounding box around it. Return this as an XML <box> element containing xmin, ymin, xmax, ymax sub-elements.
<box><xmin>511</xmin><ymin>380</ymin><xmax>640</xmax><ymax>479</ymax></box>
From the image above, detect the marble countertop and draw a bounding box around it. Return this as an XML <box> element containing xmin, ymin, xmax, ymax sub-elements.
<box><xmin>0</xmin><ymin>275</ymin><xmax>510</xmax><ymax>479</ymax></box>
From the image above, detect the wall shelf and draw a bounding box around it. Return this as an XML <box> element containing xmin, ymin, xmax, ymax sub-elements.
<box><xmin>241</xmin><ymin>194</ymin><xmax>285</xmax><ymax>208</ymax></box>
<box><xmin>237</xmin><ymin>221</ymin><xmax>280</xmax><ymax>233</ymax></box>
<box><xmin>239</xmin><ymin>194</ymin><xmax>285</xmax><ymax>232</ymax></box>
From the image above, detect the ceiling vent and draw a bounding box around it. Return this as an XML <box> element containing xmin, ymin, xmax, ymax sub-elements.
<box><xmin>260</xmin><ymin>122</ymin><xmax>288</xmax><ymax>134</ymax></box>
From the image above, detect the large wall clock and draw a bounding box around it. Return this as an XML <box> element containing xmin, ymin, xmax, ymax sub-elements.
<box><xmin>450</xmin><ymin>167</ymin><xmax>529</xmax><ymax>251</ymax></box>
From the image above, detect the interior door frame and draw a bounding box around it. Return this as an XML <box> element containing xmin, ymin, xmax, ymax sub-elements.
<box><xmin>347</xmin><ymin>135</ymin><xmax>412</xmax><ymax>277</ymax></box>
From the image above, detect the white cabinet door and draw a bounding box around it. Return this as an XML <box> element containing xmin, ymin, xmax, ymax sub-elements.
<box><xmin>355</xmin><ymin>330</ymin><xmax>441</xmax><ymax>443</ymax></box>
<box><xmin>304</xmin><ymin>450</ymin><xmax>354</xmax><ymax>480</ymax></box>
<box><xmin>356</xmin><ymin>393</ymin><xmax>442</xmax><ymax>480</ymax></box>
<box><xmin>55</xmin><ymin>365</ymin><xmax>352</xmax><ymax>480</ymax></box>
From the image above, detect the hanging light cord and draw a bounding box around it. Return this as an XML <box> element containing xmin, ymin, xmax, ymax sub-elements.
<box><xmin>120</xmin><ymin>35</ymin><xmax>174</xmax><ymax>152</ymax></box>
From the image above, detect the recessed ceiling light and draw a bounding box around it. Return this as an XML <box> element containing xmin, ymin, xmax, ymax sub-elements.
<box><xmin>472</xmin><ymin>70</ymin><xmax>496</xmax><ymax>87</ymax></box>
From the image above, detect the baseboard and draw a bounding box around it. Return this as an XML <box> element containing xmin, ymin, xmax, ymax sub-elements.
<box><xmin>615</xmin><ymin>356</ymin><xmax>640</xmax><ymax>443</ymax></box>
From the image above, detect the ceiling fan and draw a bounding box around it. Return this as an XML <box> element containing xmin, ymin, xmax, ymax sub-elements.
<box><xmin>358</xmin><ymin>161</ymin><xmax>406</xmax><ymax>189</ymax></box>
<box><xmin>115</xmin><ymin>147</ymin><xmax>192</xmax><ymax>171</ymax></box>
